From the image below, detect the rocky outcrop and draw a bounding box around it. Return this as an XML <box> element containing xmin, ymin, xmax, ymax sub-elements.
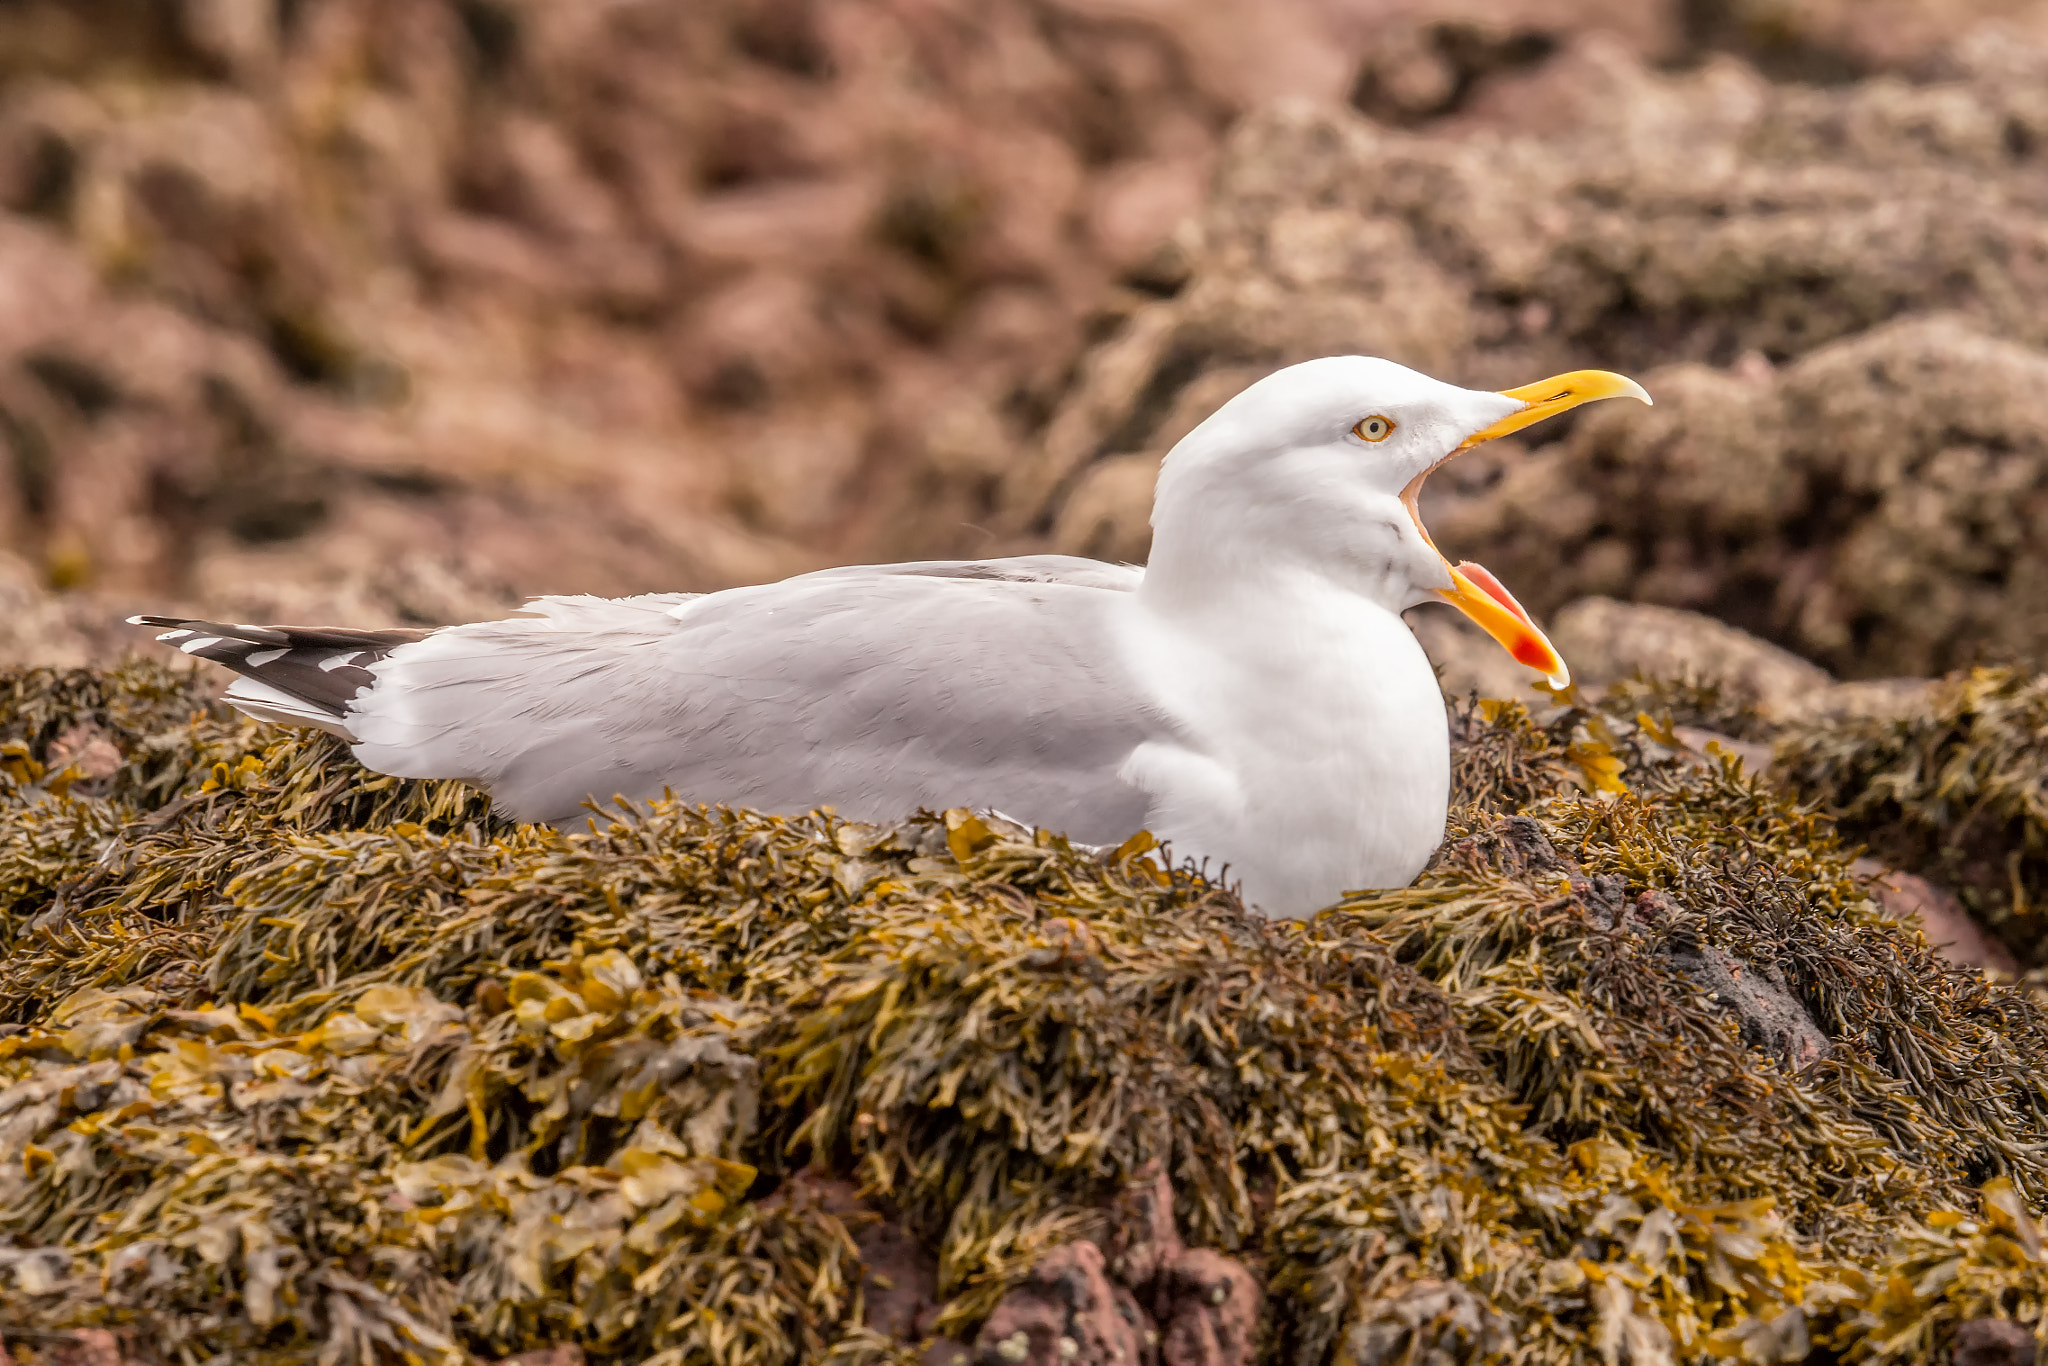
<box><xmin>1012</xmin><ymin>31</ymin><xmax>2048</xmax><ymax>680</ymax></box>
<box><xmin>1412</xmin><ymin>593</ymin><xmax>1839</xmax><ymax>714</ymax></box>
<box><xmin>973</xmin><ymin>1242</ymin><xmax>1153</xmax><ymax>1366</ymax></box>
<box><xmin>769</xmin><ymin>1172</ymin><xmax>952</xmax><ymax>1349</ymax></box>
<box><xmin>975</xmin><ymin>1170</ymin><xmax>1261</xmax><ymax>1366</ymax></box>
<box><xmin>0</xmin><ymin>0</ymin><xmax>1266</xmax><ymax>611</ymax></box>
<box><xmin>1861</xmin><ymin>864</ymin><xmax>2021</xmax><ymax>978</ymax></box>
<box><xmin>1952</xmin><ymin>1318</ymin><xmax>2040</xmax><ymax>1366</ymax></box>
<box><xmin>1548</xmin><ymin>598</ymin><xmax>1835</xmax><ymax>717</ymax></box>
<box><xmin>5</xmin><ymin>0</ymin><xmax>2048</xmax><ymax>655</ymax></box>
<box><xmin>1473</xmin><ymin>318</ymin><xmax>2048</xmax><ymax>678</ymax></box>
<box><xmin>0</xmin><ymin>1330</ymin><xmax>143</xmax><ymax>1366</ymax></box>
<box><xmin>0</xmin><ymin>0</ymin><xmax>1701</xmax><ymax>619</ymax></box>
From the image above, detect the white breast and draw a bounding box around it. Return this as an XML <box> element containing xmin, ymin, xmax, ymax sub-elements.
<box><xmin>1114</xmin><ymin>579</ymin><xmax>1450</xmax><ymax>918</ymax></box>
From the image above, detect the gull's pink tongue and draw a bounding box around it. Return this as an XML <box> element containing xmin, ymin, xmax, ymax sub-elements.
<box><xmin>1453</xmin><ymin>560</ymin><xmax>1535</xmax><ymax>628</ymax></box>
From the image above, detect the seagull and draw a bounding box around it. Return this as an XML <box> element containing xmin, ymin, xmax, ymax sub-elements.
<box><xmin>133</xmin><ymin>357</ymin><xmax>1648</xmax><ymax>917</ymax></box>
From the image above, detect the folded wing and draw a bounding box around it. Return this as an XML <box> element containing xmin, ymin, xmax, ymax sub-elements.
<box><xmin>334</xmin><ymin>560</ymin><xmax>1163</xmax><ymax>838</ymax></box>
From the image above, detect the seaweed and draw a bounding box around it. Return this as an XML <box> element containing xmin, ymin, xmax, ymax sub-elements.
<box><xmin>1778</xmin><ymin>667</ymin><xmax>2048</xmax><ymax>968</ymax></box>
<box><xmin>2</xmin><ymin>661</ymin><xmax>2047</xmax><ymax>1363</ymax></box>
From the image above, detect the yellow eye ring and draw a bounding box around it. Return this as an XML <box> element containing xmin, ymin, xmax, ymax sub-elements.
<box><xmin>1353</xmin><ymin>415</ymin><xmax>1396</xmax><ymax>442</ymax></box>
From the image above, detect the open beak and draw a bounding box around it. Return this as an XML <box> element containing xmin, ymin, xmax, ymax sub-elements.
<box><xmin>1402</xmin><ymin>370</ymin><xmax>1652</xmax><ymax>689</ymax></box>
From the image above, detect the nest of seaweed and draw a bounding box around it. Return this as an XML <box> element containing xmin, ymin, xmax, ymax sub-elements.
<box><xmin>5</xmin><ymin>662</ymin><xmax>2048</xmax><ymax>1364</ymax></box>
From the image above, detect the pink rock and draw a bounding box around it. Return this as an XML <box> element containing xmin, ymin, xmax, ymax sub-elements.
<box><xmin>1154</xmin><ymin>1249</ymin><xmax>1262</xmax><ymax>1366</ymax></box>
<box><xmin>1107</xmin><ymin>1163</ymin><xmax>1184</xmax><ymax>1290</ymax></box>
<box><xmin>47</xmin><ymin>723</ymin><xmax>123</xmax><ymax>781</ymax></box>
<box><xmin>492</xmin><ymin>1347</ymin><xmax>585</xmax><ymax>1366</ymax></box>
<box><xmin>983</xmin><ymin>1165</ymin><xmax>1262</xmax><ymax>1366</ymax></box>
<box><xmin>764</xmin><ymin>1171</ymin><xmax>955</xmax><ymax>1349</ymax></box>
<box><xmin>1858</xmin><ymin>861</ymin><xmax>2019</xmax><ymax>977</ymax></box>
<box><xmin>1952</xmin><ymin>1317</ymin><xmax>2038</xmax><ymax>1366</ymax></box>
<box><xmin>973</xmin><ymin>1241</ymin><xmax>1150</xmax><ymax>1366</ymax></box>
<box><xmin>31</xmin><ymin>1331</ymin><xmax>131</xmax><ymax>1366</ymax></box>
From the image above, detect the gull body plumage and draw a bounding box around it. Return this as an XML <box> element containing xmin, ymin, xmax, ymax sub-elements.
<box><xmin>137</xmin><ymin>356</ymin><xmax>1647</xmax><ymax>918</ymax></box>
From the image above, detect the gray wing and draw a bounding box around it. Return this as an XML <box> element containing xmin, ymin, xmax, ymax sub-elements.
<box><xmin>345</xmin><ymin>561</ymin><xmax>1165</xmax><ymax>840</ymax></box>
<box><xmin>801</xmin><ymin>555</ymin><xmax>1145</xmax><ymax>592</ymax></box>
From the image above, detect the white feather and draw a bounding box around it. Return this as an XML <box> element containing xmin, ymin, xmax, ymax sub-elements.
<box><xmin>223</xmin><ymin>678</ymin><xmax>358</xmax><ymax>740</ymax></box>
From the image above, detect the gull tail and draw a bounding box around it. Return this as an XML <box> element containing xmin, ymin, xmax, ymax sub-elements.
<box><xmin>129</xmin><ymin>616</ymin><xmax>428</xmax><ymax>739</ymax></box>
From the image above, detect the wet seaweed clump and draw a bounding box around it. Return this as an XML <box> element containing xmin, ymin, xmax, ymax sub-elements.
<box><xmin>6</xmin><ymin>662</ymin><xmax>2048</xmax><ymax>1364</ymax></box>
<box><xmin>1779</xmin><ymin>667</ymin><xmax>2048</xmax><ymax>972</ymax></box>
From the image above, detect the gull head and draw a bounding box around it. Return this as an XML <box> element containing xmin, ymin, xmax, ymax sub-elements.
<box><xmin>1146</xmin><ymin>355</ymin><xmax>1651</xmax><ymax>688</ymax></box>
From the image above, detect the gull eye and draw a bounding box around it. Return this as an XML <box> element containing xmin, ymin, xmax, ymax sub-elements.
<box><xmin>1353</xmin><ymin>415</ymin><xmax>1395</xmax><ymax>443</ymax></box>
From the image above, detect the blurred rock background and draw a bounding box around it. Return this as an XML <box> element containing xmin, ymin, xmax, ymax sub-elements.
<box><xmin>3</xmin><ymin>0</ymin><xmax>2048</xmax><ymax>682</ymax></box>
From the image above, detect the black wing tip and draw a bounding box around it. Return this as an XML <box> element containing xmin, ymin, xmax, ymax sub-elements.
<box><xmin>128</xmin><ymin>615</ymin><xmax>253</xmax><ymax>649</ymax></box>
<box><xmin>124</xmin><ymin>615</ymin><xmax>413</xmax><ymax>715</ymax></box>
<box><xmin>126</xmin><ymin>616</ymin><xmax>427</xmax><ymax>648</ymax></box>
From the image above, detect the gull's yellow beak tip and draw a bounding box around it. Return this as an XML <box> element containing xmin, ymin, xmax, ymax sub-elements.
<box><xmin>1612</xmin><ymin>374</ymin><xmax>1653</xmax><ymax>407</ymax></box>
